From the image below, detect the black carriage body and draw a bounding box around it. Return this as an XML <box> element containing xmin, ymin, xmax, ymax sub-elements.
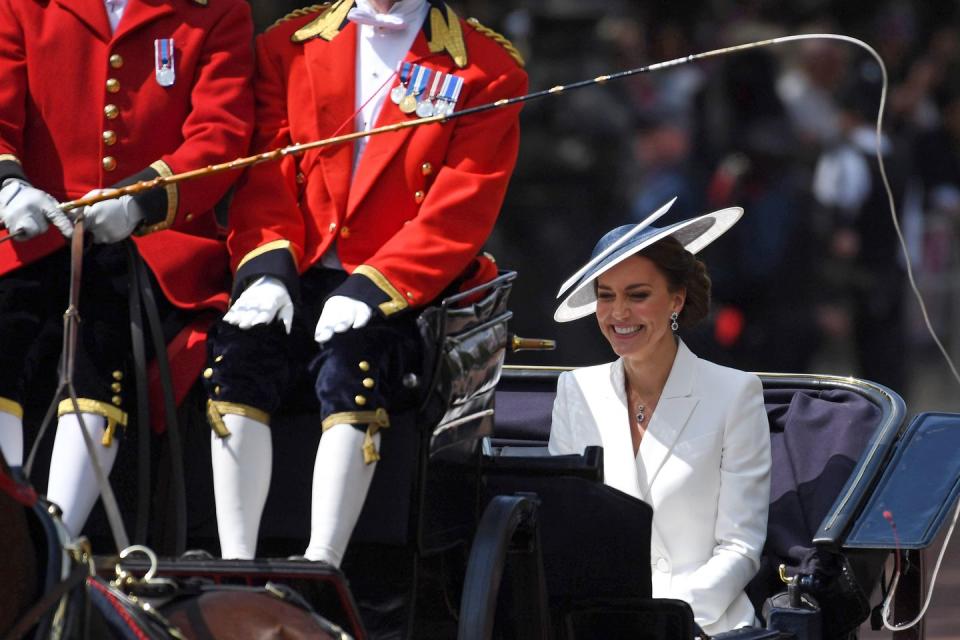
<box><xmin>60</xmin><ymin>272</ymin><xmax>960</xmax><ymax>640</ymax></box>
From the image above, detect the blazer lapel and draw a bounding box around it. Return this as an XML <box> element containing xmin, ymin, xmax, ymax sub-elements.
<box><xmin>54</xmin><ymin>0</ymin><xmax>112</xmax><ymax>42</ymax></box>
<box><xmin>112</xmin><ymin>0</ymin><xmax>174</xmax><ymax>42</ymax></box>
<box><xmin>347</xmin><ymin>30</ymin><xmax>441</xmax><ymax>216</ymax></box>
<box><xmin>637</xmin><ymin>341</ymin><xmax>700</xmax><ymax>500</ymax></box>
<box><xmin>580</xmin><ymin>361</ymin><xmax>642</xmax><ymax>500</ymax></box>
<box><xmin>305</xmin><ymin>22</ymin><xmax>357</xmax><ymax>221</ymax></box>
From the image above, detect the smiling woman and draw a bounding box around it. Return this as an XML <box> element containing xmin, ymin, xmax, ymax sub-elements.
<box><xmin>547</xmin><ymin>198</ymin><xmax>772</xmax><ymax>636</ymax></box>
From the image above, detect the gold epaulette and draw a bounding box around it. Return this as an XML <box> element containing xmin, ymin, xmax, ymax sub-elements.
<box><xmin>291</xmin><ymin>0</ymin><xmax>352</xmax><ymax>42</ymax></box>
<box><xmin>266</xmin><ymin>2</ymin><xmax>331</xmax><ymax>33</ymax></box>
<box><xmin>466</xmin><ymin>17</ymin><xmax>524</xmax><ymax>67</ymax></box>
<box><xmin>427</xmin><ymin>5</ymin><xmax>467</xmax><ymax>68</ymax></box>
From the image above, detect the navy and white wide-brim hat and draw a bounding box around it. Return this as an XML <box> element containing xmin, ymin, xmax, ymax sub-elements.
<box><xmin>554</xmin><ymin>197</ymin><xmax>743</xmax><ymax>322</ymax></box>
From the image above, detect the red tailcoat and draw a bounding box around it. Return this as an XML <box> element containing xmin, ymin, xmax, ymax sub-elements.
<box><xmin>228</xmin><ymin>1</ymin><xmax>527</xmax><ymax>316</ymax></box>
<box><xmin>0</xmin><ymin>0</ymin><xmax>254</xmax><ymax>310</ymax></box>
<box><xmin>0</xmin><ymin>0</ymin><xmax>254</xmax><ymax>425</ymax></box>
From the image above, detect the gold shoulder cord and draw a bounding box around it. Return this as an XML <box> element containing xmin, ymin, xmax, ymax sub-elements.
<box><xmin>265</xmin><ymin>2</ymin><xmax>332</xmax><ymax>34</ymax></box>
<box><xmin>466</xmin><ymin>17</ymin><xmax>525</xmax><ymax>67</ymax></box>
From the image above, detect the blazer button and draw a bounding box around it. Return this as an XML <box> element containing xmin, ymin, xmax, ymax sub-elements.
<box><xmin>106</xmin><ymin>78</ymin><xmax>120</xmax><ymax>93</ymax></box>
<box><xmin>339</xmin><ymin>226</ymin><xmax>351</xmax><ymax>239</ymax></box>
<box><xmin>104</xmin><ymin>104</ymin><xmax>119</xmax><ymax>120</ymax></box>
<box><xmin>109</xmin><ymin>53</ymin><xmax>124</xmax><ymax>69</ymax></box>
<box><xmin>414</xmin><ymin>190</ymin><xmax>425</xmax><ymax>204</ymax></box>
<box><xmin>102</xmin><ymin>156</ymin><xmax>117</xmax><ymax>172</ymax></box>
<box><xmin>420</xmin><ymin>162</ymin><xmax>432</xmax><ymax>176</ymax></box>
<box><xmin>655</xmin><ymin>558</ymin><xmax>669</xmax><ymax>573</ymax></box>
<box><xmin>102</xmin><ymin>130</ymin><xmax>117</xmax><ymax>146</ymax></box>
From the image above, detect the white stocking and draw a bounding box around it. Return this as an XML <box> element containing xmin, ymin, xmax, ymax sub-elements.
<box><xmin>46</xmin><ymin>412</ymin><xmax>117</xmax><ymax>538</ymax></box>
<box><xmin>211</xmin><ymin>414</ymin><xmax>272</xmax><ymax>559</ymax></box>
<box><xmin>0</xmin><ymin>410</ymin><xmax>23</xmax><ymax>467</ymax></box>
<box><xmin>304</xmin><ymin>423</ymin><xmax>379</xmax><ymax>567</ymax></box>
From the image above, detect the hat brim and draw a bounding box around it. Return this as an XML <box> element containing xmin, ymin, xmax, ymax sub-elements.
<box><xmin>553</xmin><ymin>206</ymin><xmax>743</xmax><ymax>323</ymax></box>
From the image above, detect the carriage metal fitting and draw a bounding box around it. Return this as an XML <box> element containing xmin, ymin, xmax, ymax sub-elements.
<box><xmin>113</xmin><ymin>544</ymin><xmax>159</xmax><ymax>589</ymax></box>
<box><xmin>509</xmin><ymin>334</ymin><xmax>557</xmax><ymax>352</ymax></box>
<box><xmin>65</xmin><ymin>537</ymin><xmax>96</xmax><ymax>576</ymax></box>
<box><xmin>779</xmin><ymin>563</ymin><xmax>791</xmax><ymax>584</ymax></box>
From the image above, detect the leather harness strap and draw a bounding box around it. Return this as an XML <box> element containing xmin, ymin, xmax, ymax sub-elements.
<box><xmin>1</xmin><ymin>563</ymin><xmax>88</xmax><ymax>640</ymax></box>
<box><xmin>125</xmin><ymin>241</ymin><xmax>152</xmax><ymax>545</ymax></box>
<box><xmin>130</xmin><ymin>246</ymin><xmax>187</xmax><ymax>554</ymax></box>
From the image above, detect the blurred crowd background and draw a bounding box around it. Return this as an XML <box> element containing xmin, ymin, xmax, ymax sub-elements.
<box><xmin>246</xmin><ymin>0</ymin><xmax>960</xmax><ymax>412</ymax></box>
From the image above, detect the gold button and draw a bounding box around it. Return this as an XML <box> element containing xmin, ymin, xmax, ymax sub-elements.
<box><xmin>328</xmin><ymin>222</ymin><xmax>337</xmax><ymax>233</ymax></box>
<box><xmin>185</xmin><ymin>213</ymin><xmax>194</xmax><ymax>221</ymax></box>
<box><xmin>296</xmin><ymin>172</ymin><xmax>305</xmax><ymax>184</ymax></box>
<box><xmin>214</xmin><ymin>355</ymin><xmax>224</xmax><ymax>363</ymax></box>
<box><xmin>203</xmin><ymin>367</ymin><xmax>214</xmax><ymax>379</ymax></box>
<box><xmin>359</xmin><ymin>361</ymin><xmax>370</xmax><ymax>372</ymax></box>
<box><xmin>112</xmin><ymin>370</ymin><xmax>123</xmax><ymax>381</ymax></box>
<box><xmin>111</xmin><ymin>382</ymin><xmax>122</xmax><ymax>393</ymax></box>
<box><xmin>420</xmin><ymin>162</ymin><xmax>433</xmax><ymax>176</ymax></box>
<box><xmin>103</xmin><ymin>130</ymin><xmax>117</xmax><ymax>146</ymax></box>
<box><xmin>405</xmin><ymin>291</ymin><xmax>414</xmax><ymax>299</ymax></box>
<box><xmin>362</xmin><ymin>377</ymin><xmax>375</xmax><ymax>389</ymax></box>
<box><xmin>111</xmin><ymin>396</ymin><xmax>122</xmax><ymax>406</ymax></box>
<box><xmin>414</xmin><ymin>190</ymin><xmax>425</xmax><ymax>204</ymax></box>
<box><xmin>109</xmin><ymin>54</ymin><xmax>124</xmax><ymax>69</ymax></box>
<box><xmin>102</xmin><ymin>156</ymin><xmax>117</xmax><ymax>172</ymax></box>
<box><xmin>339</xmin><ymin>226</ymin><xmax>350</xmax><ymax>239</ymax></box>
<box><xmin>104</xmin><ymin>104</ymin><xmax>119</xmax><ymax>120</ymax></box>
<box><xmin>354</xmin><ymin>394</ymin><xmax>367</xmax><ymax>406</ymax></box>
<box><xmin>214</xmin><ymin>385</ymin><xmax>221</xmax><ymax>395</ymax></box>
<box><xmin>106</xmin><ymin>78</ymin><xmax>120</xmax><ymax>93</ymax></box>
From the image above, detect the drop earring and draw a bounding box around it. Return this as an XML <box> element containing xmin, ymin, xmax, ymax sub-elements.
<box><xmin>670</xmin><ymin>311</ymin><xmax>679</xmax><ymax>332</ymax></box>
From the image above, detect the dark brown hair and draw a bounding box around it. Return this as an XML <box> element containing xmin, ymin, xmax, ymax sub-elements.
<box><xmin>639</xmin><ymin>236</ymin><xmax>711</xmax><ymax>328</ymax></box>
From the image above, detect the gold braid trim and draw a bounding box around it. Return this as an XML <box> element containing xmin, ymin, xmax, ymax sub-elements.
<box><xmin>428</xmin><ymin>5</ymin><xmax>467</xmax><ymax>68</ymax></box>
<box><xmin>268</xmin><ymin>3</ymin><xmax>331</xmax><ymax>32</ymax></box>
<box><xmin>322</xmin><ymin>408</ymin><xmax>390</xmax><ymax>464</ymax></box>
<box><xmin>137</xmin><ymin>160</ymin><xmax>178</xmax><ymax>235</ymax></box>
<box><xmin>0</xmin><ymin>154</ymin><xmax>21</xmax><ymax>165</ymax></box>
<box><xmin>236</xmin><ymin>239</ymin><xmax>298</xmax><ymax>272</ymax></box>
<box><xmin>353</xmin><ymin>265</ymin><xmax>408</xmax><ymax>316</ymax></box>
<box><xmin>206</xmin><ymin>400</ymin><xmax>271</xmax><ymax>438</ymax></box>
<box><xmin>291</xmin><ymin>0</ymin><xmax>353</xmax><ymax>42</ymax></box>
<box><xmin>57</xmin><ymin>399</ymin><xmax>128</xmax><ymax>447</ymax></box>
<box><xmin>0</xmin><ymin>397</ymin><xmax>24</xmax><ymax>420</ymax></box>
<box><xmin>466</xmin><ymin>17</ymin><xmax>525</xmax><ymax>67</ymax></box>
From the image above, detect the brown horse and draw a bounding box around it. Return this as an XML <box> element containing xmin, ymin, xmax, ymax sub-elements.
<box><xmin>0</xmin><ymin>454</ymin><xmax>347</xmax><ymax>640</ymax></box>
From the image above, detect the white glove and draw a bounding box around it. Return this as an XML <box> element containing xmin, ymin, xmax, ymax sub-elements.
<box><xmin>223</xmin><ymin>276</ymin><xmax>294</xmax><ymax>334</ymax></box>
<box><xmin>79</xmin><ymin>189</ymin><xmax>144</xmax><ymax>244</ymax></box>
<box><xmin>315</xmin><ymin>295</ymin><xmax>373</xmax><ymax>344</ymax></box>
<box><xmin>0</xmin><ymin>178</ymin><xmax>72</xmax><ymax>240</ymax></box>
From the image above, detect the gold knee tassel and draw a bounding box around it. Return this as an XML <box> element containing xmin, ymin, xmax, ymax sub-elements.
<box><xmin>206</xmin><ymin>400</ymin><xmax>232</xmax><ymax>438</ymax></box>
<box><xmin>322</xmin><ymin>408</ymin><xmax>391</xmax><ymax>464</ymax></box>
<box><xmin>362</xmin><ymin>408</ymin><xmax>392</xmax><ymax>464</ymax></box>
<box><xmin>100</xmin><ymin>417</ymin><xmax>119</xmax><ymax>446</ymax></box>
<box><xmin>362</xmin><ymin>425</ymin><xmax>381</xmax><ymax>464</ymax></box>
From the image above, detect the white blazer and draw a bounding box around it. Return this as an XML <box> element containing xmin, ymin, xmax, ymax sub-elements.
<box><xmin>548</xmin><ymin>340</ymin><xmax>771</xmax><ymax>635</ymax></box>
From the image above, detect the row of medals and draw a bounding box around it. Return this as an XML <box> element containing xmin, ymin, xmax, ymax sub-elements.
<box><xmin>390</xmin><ymin>63</ymin><xmax>463</xmax><ymax>118</ymax></box>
